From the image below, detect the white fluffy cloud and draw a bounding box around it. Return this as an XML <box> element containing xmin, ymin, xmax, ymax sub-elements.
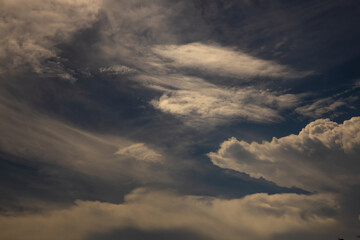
<box><xmin>0</xmin><ymin>0</ymin><xmax>101</xmax><ymax>74</ymax></box>
<box><xmin>0</xmin><ymin>188</ymin><xmax>338</xmax><ymax>240</ymax></box>
<box><xmin>152</xmin><ymin>43</ymin><xmax>312</xmax><ymax>79</ymax></box>
<box><xmin>208</xmin><ymin>117</ymin><xmax>360</xmax><ymax>191</ymax></box>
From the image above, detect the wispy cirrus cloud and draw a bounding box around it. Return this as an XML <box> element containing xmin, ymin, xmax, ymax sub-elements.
<box><xmin>93</xmin><ymin>1</ymin><xmax>314</xmax><ymax>127</ymax></box>
<box><xmin>295</xmin><ymin>96</ymin><xmax>357</xmax><ymax>118</ymax></box>
<box><xmin>152</xmin><ymin>43</ymin><xmax>313</xmax><ymax>80</ymax></box>
<box><xmin>0</xmin><ymin>0</ymin><xmax>101</xmax><ymax>76</ymax></box>
<box><xmin>99</xmin><ymin>65</ymin><xmax>138</xmax><ymax>75</ymax></box>
<box><xmin>115</xmin><ymin>143</ymin><xmax>162</xmax><ymax>163</ymax></box>
<box><xmin>0</xmin><ymin>95</ymin><xmax>166</xmax><ymax>183</ymax></box>
<box><xmin>131</xmin><ymin>42</ymin><xmax>312</xmax><ymax>127</ymax></box>
<box><xmin>140</xmin><ymin>74</ymin><xmax>300</xmax><ymax>126</ymax></box>
<box><xmin>295</xmin><ymin>83</ymin><xmax>360</xmax><ymax>119</ymax></box>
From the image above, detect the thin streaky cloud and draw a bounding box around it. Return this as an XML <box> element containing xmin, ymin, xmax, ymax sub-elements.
<box><xmin>296</xmin><ymin>96</ymin><xmax>358</xmax><ymax>118</ymax></box>
<box><xmin>99</xmin><ymin>65</ymin><xmax>138</xmax><ymax>75</ymax></box>
<box><xmin>135</xmin><ymin>74</ymin><xmax>301</xmax><ymax>126</ymax></box>
<box><xmin>0</xmin><ymin>96</ymin><xmax>167</xmax><ymax>183</ymax></box>
<box><xmin>152</xmin><ymin>42</ymin><xmax>313</xmax><ymax>80</ymax></box>
<box><xmin>0</xmin><ymin>0</ymin><xmax>101</xmax><ymax>75</ymax></box>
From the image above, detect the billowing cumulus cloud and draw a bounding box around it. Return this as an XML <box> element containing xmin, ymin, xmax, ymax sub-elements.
<box><xmin>0</xmin><ymin>0</ymin><xmax>101</xmax><ymax>74</ymax></box>
<box><xmin>208</xmin><ymin>117</ymin><xmax>360</xmax><ymax>191</ymax></box>
<box><xmin>152</xmin><ymin>43</ymin><xmax>312</xmax><ymax>79</ymax></box>
<box><xmin>0</xmin><ymin>188</ymin><xmax>338</xmax><ymax>240</ymax></box>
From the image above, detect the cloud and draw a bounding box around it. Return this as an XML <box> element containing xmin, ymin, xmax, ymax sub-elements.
<box><xmin>208</xmin><ymin>117</ymin><xmax>360</xmax><ymax>191</ymax></box>
<box><xmin>152</xmin><ymin>43</ymin><xmax>312</xmax><ymax>79</ymax></box>
<box><xmin>99</xmin><ymin>65</ymin><xmax>138</xmax><ymax>75</ymax></box>
<box><xmin>92</xmin><ymin>2</ymin><xmax>312</xmax><ymax>126</ymax></box>
<box><xmin>296</xmin><ymin>96</ymin><xmax>358</xmax><ymax>118</ymax></box>
<box><xmin>136</xmin><ymin>74</ymin><xmax>300</xmax><ymax>126</ymax></box>
<box><xmin>0</xmin><ymin>95</ymin><xmax>166</xmax><ymax>183</ymax></box>
<box><xmin>0</xmin><ymin>188</ymin><xmax>338</xmax><ymax>240</ymax></box>
<box><xmin>98</xmin><ymin>0</ymin><xmax>184</xmax><ymax>66</ymax></box>
<box><xmin>354</xmin><ymin>79</ymin><xmax>360</xmax><ymax>88</ymax></box>
<box><xmin>116</xmin><ymin>143</ymin><xmax>162</xmax><ymax>163</ymax></box>
<box><xmin>58</xmin><ymin>72</ymin><xmax>77</xmax><ymax>83</ymax></box>
<box><xmin>0</xmin><ymin>0</ymin><xmax>101</xmax><ymax>74</ymax></box>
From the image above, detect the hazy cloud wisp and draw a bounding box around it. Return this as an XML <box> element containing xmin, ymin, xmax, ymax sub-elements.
<box><xmin>152</xmin><ymin>43</ymin><xmax>312</xmax><ymax>80</ymax></box>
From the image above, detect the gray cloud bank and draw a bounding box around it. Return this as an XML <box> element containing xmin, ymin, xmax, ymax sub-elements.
<box><xmin>0</xmin><ymin>188</ymin><xmax>338</xmax><ymax>240</ymax></box>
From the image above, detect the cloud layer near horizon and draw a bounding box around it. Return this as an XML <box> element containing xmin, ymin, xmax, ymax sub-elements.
<box><xmin>0</xmin><ymin>188</ymin><xmax>337</xmax><ymax>240</ymax></box>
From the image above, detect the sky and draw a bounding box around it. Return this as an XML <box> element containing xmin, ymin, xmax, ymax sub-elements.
<box><xmin>0</xmin><ymin>0</ymin><xmax>360</xmax><ymax>239</ymax></box>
